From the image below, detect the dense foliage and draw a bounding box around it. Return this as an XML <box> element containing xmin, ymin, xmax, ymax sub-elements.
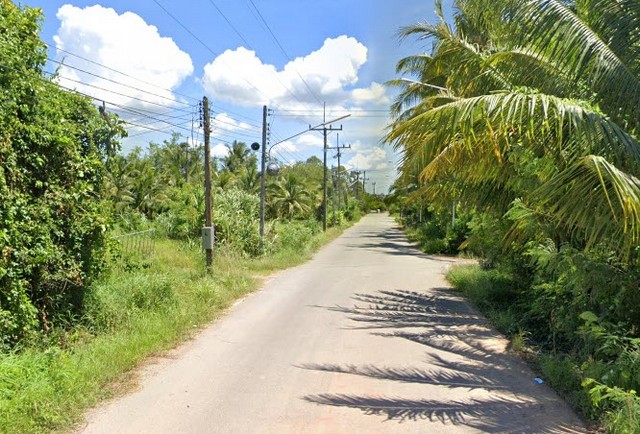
<box><xmin>0</xmin><ymin>1</ymin><xmax>124</xmax><ymax>345</ymax></box>
<box><xmin>0</xmin><ymin>1</ymin><xmax>368</xmax><ymax>348</ymax></box>
<box><xmin>389</xmin><ymin>0</ymin><xmax>640</xmax><ymax>429</ymax></box>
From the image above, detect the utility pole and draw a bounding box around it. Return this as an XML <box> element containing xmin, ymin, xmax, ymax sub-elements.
<box><xmin>202</xmin><ymin>96</ymin><xmax>213</xmax><ymax>269</ymax></box>
<box><xmin>310</xmin><ymin>104</ymin><xmax>344</xmax><ymax>232</ymax></box>
<box><xmin>259</xmin><ymin>105</ymin><xmax>267</xmax><ymax>252</ymax></box>
<box><xmin>352</xmin><ymin>171</ymin><xmax>361</xmax><ymax>199</ymax></box>
<box><xmin>331</xmin><ymin>166</ymin><xmax>337</xmax><ymax>226</ymax></box>
<box><xmin>362</xmin><ymin>170</ymin><xmax>369</xmax><ymax>194</ymax></box>
<box><xmin>329</xmin><ymin>133</ymin><xmax>350</xmax><ymax>211</ymax></box>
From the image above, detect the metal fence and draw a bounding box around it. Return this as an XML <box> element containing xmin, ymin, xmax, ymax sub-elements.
<box><xmin>112</xmin><ymin>228</ymin><xmax>155</xmax><ymax>260</ymax></box>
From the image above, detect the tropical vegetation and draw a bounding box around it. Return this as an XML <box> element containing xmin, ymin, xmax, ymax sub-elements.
<box><xmin>0</xmin><ymin>2</ymin><xmax>373</xmax><ymax>432</ymax></box>
<box><xmin>387</xmin><ymin>0</ymin><xmax>640</xmax><ymax>430</ymax></box>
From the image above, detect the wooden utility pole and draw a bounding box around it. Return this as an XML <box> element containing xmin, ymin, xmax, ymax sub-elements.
<box><xmin>203</xmin><ymin>96</ymin><xmax>213</xmax><ymax>269</ymax></box>
<box><xmin>259</xmin><ymin>105</ymin><xmax>267</xmax><ymax>252</ymax></box>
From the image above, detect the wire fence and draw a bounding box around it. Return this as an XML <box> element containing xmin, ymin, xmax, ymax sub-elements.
<box><xmin>112</xmin><ymin>228</ymin><xmax>156</xmax><ymax>261</ymax></box>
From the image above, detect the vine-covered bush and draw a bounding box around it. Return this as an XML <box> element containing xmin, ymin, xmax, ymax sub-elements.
<box><xmin>0</xmin><ymin>1</ymin><xmax>122</xmax><ymax>345</ymax></box>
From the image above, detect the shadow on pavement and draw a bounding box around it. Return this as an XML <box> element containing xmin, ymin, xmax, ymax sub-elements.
<box><xmin>346</xmin><ymin>226</ymin><xmax>459</xmax><ymax>262</ymax></box>
<box><xmin>303</xmin><ymin>289</ymin><xmax>584</xmax><ymax>433</ymax></box>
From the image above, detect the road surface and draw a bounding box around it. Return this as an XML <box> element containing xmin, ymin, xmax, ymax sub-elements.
<box><xmin>78</xmin><ymin>213</ymin><xmax>585</xmax><ymax>433</ymax></box>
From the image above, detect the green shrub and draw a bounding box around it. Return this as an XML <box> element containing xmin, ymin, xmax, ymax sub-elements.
<box><xmin>328</xmin><ymin>210</ymin><xmax>345</xmax><ymax>227</ymax></box>
<box><xmin>343</xmin><ymin>203</ymin><xmax>361</xmax><ymax>221</ymax></box>
<box><xmin>403</xmin><ymin>204</ymin><xmax>471</xmax><ymax>255</ymax></box>
<box><xmin>153</xmin><ymin>184</ymin><xmax>204</xmax><ymax>240</ymax></box>
<box><xmin>213</xmin><ymin>188</ymin><xmax>261</xmax><ymax>256</ymax></box>
<box><xmin>268</xmin><ymin>219</ymin><xmax>321</xmax><ymax>254</ymax></box>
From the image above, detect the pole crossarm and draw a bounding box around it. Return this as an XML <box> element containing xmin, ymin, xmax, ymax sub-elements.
<box><xmin>267</xmin><ymin>114</ymin><xmax>351</xmax><ymax>154</ymax></box>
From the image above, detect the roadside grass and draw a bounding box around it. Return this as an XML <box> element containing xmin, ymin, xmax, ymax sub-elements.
<box><xmin>249</xmin><ymin>226</ymin><xmax>345</xmax><ymax>275</ymax></box>
<box><xmin>446</xmin><ymin>264</ymin><xmax>521</xmax><ymax>336</ymax></box>
<box><xmin>0</xmin><ymin>223</ymin><xmax>349</xmax><ymax>434</ymax></box>
<box><xmin>445</xmin><ymin>264</ymin><xmax>615</xmax><ymax>430</ymax></box>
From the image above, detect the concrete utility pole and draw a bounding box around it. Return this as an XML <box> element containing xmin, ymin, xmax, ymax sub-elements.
<box><xmin>362</xmin><ymin>170</ymin><xmax>369</xmax><ymax>194</ymax></box>
<box><xmin>259</xmin><ymin>105</ymin><xmax>267</xmax><ymax>252</ymax></box>
<box><xmin>310</xmin><ymin>104</ymin><xmax>345</xmax><ymax>232</ymax></box>
<box><xmin>352</xmin><ymin>171</ymin><xmax>361</xmax><ymax>199</ymax></box>
<box><xmin>203</xmin><ymin>97</ymin><xmax>213</xmax><ymax>269</ymax></box>
<box><xmin>329</xmin><ymin>133</ymin><xmax>350</xmax><ymax>211</ymax></box>
<box><xmin>331</xmin><ymin>166</ymin><xmax>337</xmax><ymax>226</ymax></box>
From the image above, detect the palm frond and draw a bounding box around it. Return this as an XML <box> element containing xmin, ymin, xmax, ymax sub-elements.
<box><xmin>387</xmin><ymin>91</ymin><xmax>640</xmax><ymax>170</ymax></box>
<box><xmin>576</xmin><ymin>0</ymin><xmax>640</xmax><ymax>72</ymax></box>
<box><xmin>512</xmin><ymin>0</ymin><xmax>640</xmax><ymax>126</ymax></box>
<box><xmin>536</xmin><ymin>155</ymin><xmax>640</xmax><ymax>258</ymax></box>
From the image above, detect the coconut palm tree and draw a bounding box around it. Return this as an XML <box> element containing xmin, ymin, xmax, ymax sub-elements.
<box><xmin>387</xmin><ymin>0</ymin><xmax>640</xmax><ymax>257</ymax></box>
<box><xmin>220</xmin><ymin>140</ymin><xmax>257</xmax><ymax>175</ymax></box>
<box><xmin>268</xmin><ymin>174</ymin><xmax>314</xmax><ymax>220</ymax></box>
<box><xmin>238</xmin><ymin>164</ymin><xmax>260</xmax><ymax>194</ymax></box>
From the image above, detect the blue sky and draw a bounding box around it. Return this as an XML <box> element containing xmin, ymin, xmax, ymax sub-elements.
<box><xmin>24</xmin><ymin>0</ymin><xmax>448</xmax><ymax>193</ymax></box>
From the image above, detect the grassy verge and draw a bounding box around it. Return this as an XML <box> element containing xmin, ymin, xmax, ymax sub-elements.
<box><xmin>446</xmin><ymin>264</ymin><xmax>640</xmax><ymax>432</ymax></box>
<box><xmin>0</xmin><ymin>224</ymin><xmax>350</xmax><ymax>434</ymax></box>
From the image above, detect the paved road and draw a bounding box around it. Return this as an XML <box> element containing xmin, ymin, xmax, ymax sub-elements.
<box><xmin>79</xmin><ymin>214</ymin><xmax>585</xmax><ymax>433</ymax></box>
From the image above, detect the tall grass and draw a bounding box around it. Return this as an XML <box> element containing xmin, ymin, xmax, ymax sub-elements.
<box><xmin>0</xmin><ymin>221</ymin><xmax>347</xmax><ymax>433</ymax></box>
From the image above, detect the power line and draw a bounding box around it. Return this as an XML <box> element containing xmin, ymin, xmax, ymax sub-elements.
<box><xmin>276</xmin><ymin>114</ymin><xmax>389</xmax><ymax>118</ymax></box>
<box><xmin>206</xmin><ymin>0</ymin><xmax>253</xmax><ymax>49</ymax></box>
<box><xmin>125</xmin><ymin>120</ymin><xmax>187</xmax><ymax>135</ymax></box>
<box><xmin>127</xmin><ymin>122</ymin><xmax>190</xmax><ymax>138</ymax></box>
<box><xmin>128</xmin><ymin>112</ymin><xmax>194</xmax><ymax>124</ymax></box>
<box><xmin>48</xmin><ymin>58</ymin><xmax>191</xmax><ymax>107</ymax></box>
<box><xmin>151</xmin><ymin>0</ymin><xmax>217</xmax><ymax>57</ymax></box>
<box><xmin>51</xmin><ymin>67</ymin><xmax>260</xmax><ymax>143</ymax></box>
<box><xmin>211</xmin><ymin>106</ymin><xmax>262</xmax><ymax>128</ymax></box>
<box><xmin>151</xmin><ymin>0</ymin><xmax>276</xmax><ymax>108</ymax></box>
<box><xmin>246</xmin><ymin>0</ymin><xmax>322</xmax><ymax>105</ymax></box>
<box><xmin>35</xmin><ymin>68</ymin><xmax>199</xmax><ymax>136</ymax></box>
<box><xmin>13</xmin><ymin>62</ymin><xmax>194</xmax><ymax>132</ymax></box>
<box><xmin>211</xmin><ymin>113</ymin><xmax>261</xmax><ymax>132</ymax></box>
<box><xmin>47</xmin><ymin>42</ymin><xmax>200</xmax><ymax>104</ymax></box>
<box><xmin>47</xmin><ymin>70</ymin><xmax>193</xmax><ymax>113</ymax></box>
<box><xmin>205</xmin><ymin>1</ymin><xmax>312</xmax><ymax>109</ymax></box>
<box><xmin>113</xmin><ymin>106</ymin><xmax>193</xmax><ymax>134</ymax></box>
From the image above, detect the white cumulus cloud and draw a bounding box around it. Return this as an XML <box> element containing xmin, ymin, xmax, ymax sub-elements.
<box><xmin>53</xmin><ymin>5</ymin><xmax>193</xmax><ymax>109</ymax></box>
<box><xmin>211</xmin><ymin>143</ymin><xmax>229</xmax><ymax>158</ymax></box>
<box><xmin>346</xmin><ymin>145</ymin><xmax>389</xmax><ymax>171</ymax></box>
<box><xmin>351</xmin><ymin>82</ymin><xmax>390</xmax><ymax>105</ymax></box>
<box><xmin>202</xmin><ymin>35</ymin><xmax>370</xmax><ymax>107</ymax></box>
<box><xmin>212</xmin><ymin>112</ymin><xmax>258</xmax><ymax>134</ymax></box>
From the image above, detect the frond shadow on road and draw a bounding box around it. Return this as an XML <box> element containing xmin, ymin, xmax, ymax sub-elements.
<box><xmin>304</xmin><ymin>288</ymin><xmax>585</xmax><ymax>433</ymax></box>
<box><xmin>345</xmin><ymin>226</ymin><xmax>460</xmax><ymax>261</ymax></box>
